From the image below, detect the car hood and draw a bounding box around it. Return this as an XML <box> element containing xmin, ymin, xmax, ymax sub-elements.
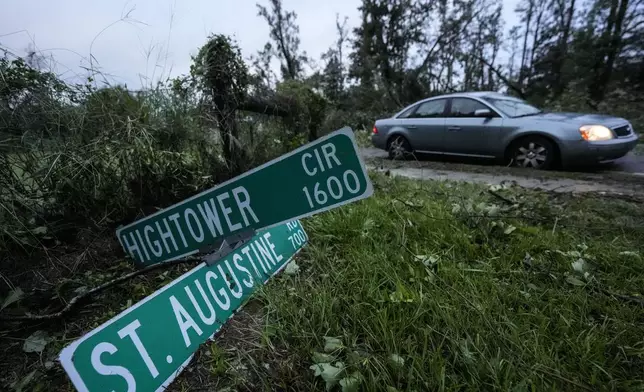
<box><xmin>528</xmin><ymin>112</ymin><xmax>628</xmax><ymax>127</ymax></box>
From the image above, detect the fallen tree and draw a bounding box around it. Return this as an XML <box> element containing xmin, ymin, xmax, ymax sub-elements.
<box><xmin>190</xmin><ymin>34</ymin><xmax>327</xmax><ymax>176</ymax></box>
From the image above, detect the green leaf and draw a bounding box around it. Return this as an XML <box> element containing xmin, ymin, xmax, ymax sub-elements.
<box><xmin>10</xmin><ymin>369</ymin><xmax>37</xmax><ymax>392</ymax></box>
<box><xmin>504</xmin><ymin>225</ymin><xmax>517</xmax><ymax>235</ymax></box>
<box><xmin>1</xmin><ymin>287</ymin><xmax>24</xmax><ymax>311</ymax></box>
<box><xmin>566</xmin><ymin>275</ymin><xmax>586</xmax><ymax>286</ymax></box>
<box><xmin>520</xmin><ymin>226</ymin><xmax>540</xmax><ymax>235</ymax></box>
<box><xmin>362</xmin><ymin>218</ymin><xmax>375</xmax><ymax>234</ymax></box>
<box><xmin>388</xmin><ymin>353</ymin><xmax>405</xmax><ymax>368</ymax></box>
<box><xmin>485</xmin><ymin>204</ymin><xmax>501</xmax><ymax>216</ymax></box>
<box><xmin>310</xmin><ymin>363</ymin><xmax>325</xmax><ymax>377</ymax></box>
<box><xmin>312</xmin><ymin>352</ymin><xmax>335</xmax><ymax>364</ymax></box>
<box><xmin>309</xmin><ymin>362</ymin><xmax>344</xmax><ymax>391</ymax></box>
<box><xmin>324</xmin><ymin>336</ymin><xmax>343</xmax><ymax>353</ymax></box>
<box><xmin>284</xmin><ymin>261</ymin><xmax>300</xmax><ymax>275</ymax></box>
<box><xmin>339</xmin><ymin>371</ymin><xmax>362</xmax><ymax>392</ymax></box>
<box><xmin>415</xmin><ymin>254</ymin><xmax>439</xmax><ymax>267</ymax></box>
<box><xmin>557</xmin><ymin>250</ymin><xmax>581</xmax><ymax>258</ymax></box>
<box><xmin>31</xmin><ymin>226</ymin><xmax>48</xmax><ymax>235</ymax></box>
<box><xmin>571</xmin><ymin>258</ymin><xmax>587</xmax><ymax>274</ymax></box>
<box><xmin>23</xmin><ymin>330</ymin><xmax>51</xmax><ymax>353</ymax></box>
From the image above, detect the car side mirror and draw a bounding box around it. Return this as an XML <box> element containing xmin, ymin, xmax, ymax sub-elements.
<box><xmin>474</xmin><ymin>109</ymin><xmax>493</xmax><ymax>118</ymax></box>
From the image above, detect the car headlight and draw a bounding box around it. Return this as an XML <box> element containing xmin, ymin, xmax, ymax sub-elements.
<box><xmin>579</xmin><ymin>125</ymin><xmax>614</xmax><ymax>141</ymax></box>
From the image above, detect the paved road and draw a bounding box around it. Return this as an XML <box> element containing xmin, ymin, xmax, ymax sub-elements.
<box><xmin>360</xmin><ymin>148</ymin><xmax>644</xmax><ymax>174</ymax></box>
<box><xmin>605</xmin><ymin>153</ymin><xmax>644</xmax><ymax>173</ymax></box>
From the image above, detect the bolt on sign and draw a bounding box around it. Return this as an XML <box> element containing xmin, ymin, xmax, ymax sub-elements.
<box><xmin>60</xmin><ymin>220</ymin><xmax>308</xmax><ymax>392</ymax></box>
<box><xmin>116</xmin><ymin>127</ymin><xmax>373</xmax><ymax>267</ymax></box>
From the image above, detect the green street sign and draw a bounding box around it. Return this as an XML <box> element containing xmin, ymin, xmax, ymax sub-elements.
<box><xmin>60</xmin><ymin>220</ymin><xmax>307</xmax><ymax>392</ymax></box>
<box><xmin>116</xmin><ymin>127</ymin><xmax>372</xmax><ymax>266</ymax></box>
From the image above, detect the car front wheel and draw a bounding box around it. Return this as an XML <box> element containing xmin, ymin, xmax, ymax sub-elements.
<box><xmin>509</xmin><ymin>136</ymin><xmax>555</xmax><ymax>169</ymax></box>
<box><xmin>388</xmin><ymin>136</ymin><xmax>412</xmax><ymax>160</ymax></box>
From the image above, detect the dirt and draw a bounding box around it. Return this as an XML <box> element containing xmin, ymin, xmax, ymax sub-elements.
<box><xmin>167</xmin><ymin>297</ymin><xmax>309</xmax><ymax>392</ymax></box>
<box><xmin>0</xmin><ymin>232</ymin><xmax>127</xmax><ymax>392</ymax></box>
<box><xmin>0</xmin><ymin>236</ymin><xmax>306</xmax><ymax>392</ymax></box>
<box><xmin>166</xmin><ymin>301</ymin><xmax>267</xmax><ymax>392</ymax></box>
<box><xmin>0</xmin><ymin>233</ymin><xmax>200</xmax><ymax>392</ymax></box>
<box><xmin>371</xmin><ymin>166</ymin><xmax>644</xmax><ymax>196</ymax></box>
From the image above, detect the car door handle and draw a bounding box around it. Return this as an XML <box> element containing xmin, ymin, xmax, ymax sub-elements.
<box><xmin>407</xmin><ymin>125</ymin><xmax>417</xmax><ymax>129</ymax></box>
<box><xmin>448</xmin><ymin>126</ymin><xmax>461</xmax><ymax>131</ymax></box>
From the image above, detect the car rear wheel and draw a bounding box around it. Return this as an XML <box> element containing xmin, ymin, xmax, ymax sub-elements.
<box><xmin>509</xmin><ymin>136</ymin><xmax>555</xmax><ymax>169</ymax></box>
<box><xmin>388</xmin><ymin>136</ymin><xmax>412</xmax><ymax>160</ymax></box>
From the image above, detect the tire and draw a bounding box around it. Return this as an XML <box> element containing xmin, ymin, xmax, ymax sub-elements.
<box><xmin>508</xmin><ymin>136</ymin><xmax>556</xmax><ymax>169</ymax></box>
<box><xmin>388</xmin><ymin>136</ymin><xmax>412</xmax><ymax>160</ymax></box>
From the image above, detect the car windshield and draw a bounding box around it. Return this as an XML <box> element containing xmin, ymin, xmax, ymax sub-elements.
<box><xmin>482</xmin><ymin>95</ymin><xmax>542</xmax><ymax>118</ymax></box>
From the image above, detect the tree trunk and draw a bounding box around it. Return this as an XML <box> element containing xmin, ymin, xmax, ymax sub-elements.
<box><xmin>551</xmin><ymin>0</ymin><xmax>576</xmax><ymax>98</ymax></box>
<box><xmin>216</xmin><ymin>107</ymin><xmax>244</xmax><ymax>176</ymax></box>
<box><xmin>528</xmin><ymin>5</ymin><xmax>544</xmax><ymax>84</ymax></box>
<box><xmin>590</xmin><ymin>0</ymin><xmax>629</xmax><ymax>103</ymax></box>
<box><xmin>519</xmin><ymin>0</ymin><xmax>534</xmax><ymax>87</ymax></box>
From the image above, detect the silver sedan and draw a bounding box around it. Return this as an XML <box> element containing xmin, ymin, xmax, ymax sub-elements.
<box><xmin>371</xmin><ymin>92</ymin><xmax>639</xmax><ymax>169</ymax></box>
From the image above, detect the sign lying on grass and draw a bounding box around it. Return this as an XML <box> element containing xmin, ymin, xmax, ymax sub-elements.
<box><xmin>60</xmin><ymin>220</ymin><xmax>307</xmax><ymax>392</ymax></box>
<box><xmin>117</xmin><ymin>127</ymin><xmax>372</xmax><ymax>266</ymax></box>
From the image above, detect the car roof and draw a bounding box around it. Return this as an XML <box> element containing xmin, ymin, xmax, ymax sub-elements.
<box><xmin>427</xmin><ymin>91</ymin><xmax>505</xmax><ymax>99</ymax></box>
<box><xmin>391</xmin><ymin>91</ymin><xmax>521</xmax><ymax>118</ymax></box>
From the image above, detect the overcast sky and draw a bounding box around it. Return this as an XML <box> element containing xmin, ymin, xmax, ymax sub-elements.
<box><xmin>1</xmin><ymin>0</ymin><xmax>519</xmax><ymax>88</ymax></box>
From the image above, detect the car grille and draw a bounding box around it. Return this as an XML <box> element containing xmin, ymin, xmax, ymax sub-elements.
<box><xmin>613</xmin><ymin>124</ymin><xmax>632</xmax><ymax>137</ymax></box>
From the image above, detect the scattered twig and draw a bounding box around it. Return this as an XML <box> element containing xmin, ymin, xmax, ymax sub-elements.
<box><xmin>0</xmin><ymin>256</ymin><xmax>202</xmax><ymax>322</ymax></box>
<box><xmin>601</xmin><ymin>289</ymin><xmax>644</xmax><ymax>307</ymax></box>
<box><xmin>552</xmin><ymin>217</ymin><xmax>559</xmax><ymax>235</ymax></box>
<box><xmin>393</xmin><ymin>198</ymin><xmax>424</xmax><ymax>210</ymax></box>
<box><xmin>393</xmin><ymin>196</ymin><xmax>644</xmax><ymax>231</ymax></box>
<box><xmin>487</xmin><ymin>189</ymin><xmax>514</xmax><ymax>205</ymax></box>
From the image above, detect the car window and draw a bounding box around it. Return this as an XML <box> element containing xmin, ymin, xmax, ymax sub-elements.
<box><xmin>409</xmin><ymin>99</ymin><xmax>446</xmax><ymax>118</ymax></box>
<box><xmin>481</xmin><ymin>95</ymin><xmax>542</xmax><ymax>118</ymax></box>
<box><xmin>449</xmin><ymin>98</ymin><xmax>494</xmax><ymax>117</ymax></box>
<box><xmin>397</xmin><ymin>104</ymin><xmax>418</xmax><ymax>119</ymax></box>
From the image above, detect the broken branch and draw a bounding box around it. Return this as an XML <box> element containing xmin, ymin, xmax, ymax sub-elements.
<box><xmin>0</xmin><ymin>256</ymin><xmax>203</xmax><ymax>322</ymax></box>
<box><xmin>475</xmin><ymin>55</ymin><xmax>526</xmax><ymax>99</ymax></box>
<box><xmin>488</xmin><ymin>189</ymin><xmax>515</xmax><ymax>205</ymax></box>
<box><xmin>602</xmin><ymin>289</ymin><xmax>644</xmax><ymax>307</ymax></box>
<box><xmin>238</xmin><ymin>95</ymin><xmax>294</xmax><ymax>117</ymax></box>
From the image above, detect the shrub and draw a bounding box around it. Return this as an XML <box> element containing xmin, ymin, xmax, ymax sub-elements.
<box><xmin>0</xmin><ymin>60</ymin><xmax>228</xmax><ymax>252</ymax></box>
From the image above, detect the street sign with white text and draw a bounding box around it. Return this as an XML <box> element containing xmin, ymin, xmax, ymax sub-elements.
<box><xmin>60</xmin><ymin>220</ymin><xmax>307</xmax><ymax>392</ymax></box>
<box><xmin>116</xmin><ymin>127</ymin><xmax>372</xmax><ymax>266</ymax></box>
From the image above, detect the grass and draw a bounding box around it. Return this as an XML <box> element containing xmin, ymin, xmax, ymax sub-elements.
<box><xmin>251</xmin><ymin>173</ymin><xmax>644</xmax><ymax>391</ymax></box>
<box><xmin>2</xmin><ymin>173</ymin><xmax>644</xmax><ymax>391</ymax></box>
<box><xmin>353</xmin><ymin>125</ymin><xmax>373</xmax><ymax>148</ymax></box>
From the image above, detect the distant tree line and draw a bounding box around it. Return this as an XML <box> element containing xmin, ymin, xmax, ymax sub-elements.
<box><xmin>251</xmin><ymin>0</ymin><xmax>643</xmax><ymax>117</ymax></box>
